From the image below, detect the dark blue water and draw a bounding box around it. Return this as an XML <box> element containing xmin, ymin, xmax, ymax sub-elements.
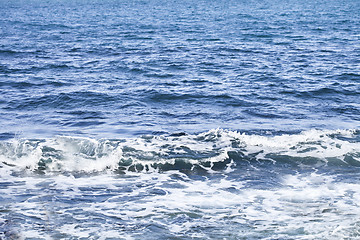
<box><xmin>0</xmin><ymin>0</ymin><xmax>360</xmax><ymax>239</ymax></box>
<box><xmin>0</xmin><ymin>0</ymin><xmax>359</xmax><ymax>137</ymax></box>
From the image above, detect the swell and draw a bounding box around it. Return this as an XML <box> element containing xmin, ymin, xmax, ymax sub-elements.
<box><xmin>143</xmin><ymin>89</ymin><xmax>253</xmax><ymax>107</ymax></box>
<box><xmin>4</xmin><ymin>91</ymin><xmax>117</xmax><ymax>111</ymax></box>
<box><xmin>0</xmin><ymin>79</ymin><xmax>72</xmax><ymax>89</ymax></box>
<box><xmin>279</xmin><ymin>87</ymin><xmax>360</xmax><ymax>99</ymax></box>
<box><xmin>0</xmin><ymin>129</ymin><xmax>359</xmax><ymax>174</ymax></box>
<box><xmin>0</xmin><ymin>63</ymin><xmax>83</xmax><ymax>74</ymax></box>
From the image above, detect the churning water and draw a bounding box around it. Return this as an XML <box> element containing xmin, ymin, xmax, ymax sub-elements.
<box><xmin>0</xmin><ymin>0</ymin><xmax>359</xmax><ymax>239</ymax></box>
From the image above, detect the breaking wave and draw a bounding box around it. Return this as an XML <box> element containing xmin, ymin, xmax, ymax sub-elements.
<box><xmin>1</xmin><ymin>129</ymin><xmax>359</xmax><ymax>174</ymax></box>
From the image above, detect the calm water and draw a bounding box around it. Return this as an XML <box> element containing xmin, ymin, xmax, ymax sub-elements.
<box><xmin>0</xmin><ymin>0</ymin><xmax>360</xmax><ymax>239</ymax></box>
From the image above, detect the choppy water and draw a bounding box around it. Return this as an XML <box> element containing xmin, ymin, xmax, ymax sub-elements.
<box><xmin>0</xmin><ymin>0</ymin><xmax>360</xmax><ymax>239</ymax></box>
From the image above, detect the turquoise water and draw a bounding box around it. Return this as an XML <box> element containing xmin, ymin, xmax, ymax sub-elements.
<box><xmin>0</xmin><ymin>0</ymin><xmax>359</xmax><ymax>239</ymax></box>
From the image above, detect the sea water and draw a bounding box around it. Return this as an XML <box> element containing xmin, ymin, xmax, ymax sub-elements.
<box><xmin>0</xmin><ymin>0</ymin><xmax>359</xmax><ymax>239</ymax></box>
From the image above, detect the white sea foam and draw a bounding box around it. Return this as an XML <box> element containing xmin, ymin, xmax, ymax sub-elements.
<box><xmin>0</xmin><ymin>130</ymin><xmax>359</xmax><ymax>238</ymax></box>
<box><xmin>0</xmin><ymin>128</ymin><xmax>358</xmax><ymax>173</ymax></box>
<box><xmin>2</xmin><ymin>169</ymin><xmax>360</xmax><ymax>239</ymax></box>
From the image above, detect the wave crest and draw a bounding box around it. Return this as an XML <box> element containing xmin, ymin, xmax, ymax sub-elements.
<box><xmin>0</xmin><ymin>129</ymin><xmax>359</xmax><ymax>174</ymax></box>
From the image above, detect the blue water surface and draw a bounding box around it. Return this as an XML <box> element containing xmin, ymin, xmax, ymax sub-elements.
<box><xmin>0</xmin><ymin>0</ymin><xmax>359</xmax><ymax>138</ymax></box>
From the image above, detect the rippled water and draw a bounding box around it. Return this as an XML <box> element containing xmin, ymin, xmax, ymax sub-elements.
<box><xmin>0</xmin><ymin>0</ymin><xmax>359</xmax><ymax>239</ymax></box>
<box><xmin>1</xmin><ymin>0</ymin><xmax>359</xmax><ymax>137</ymax></box>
